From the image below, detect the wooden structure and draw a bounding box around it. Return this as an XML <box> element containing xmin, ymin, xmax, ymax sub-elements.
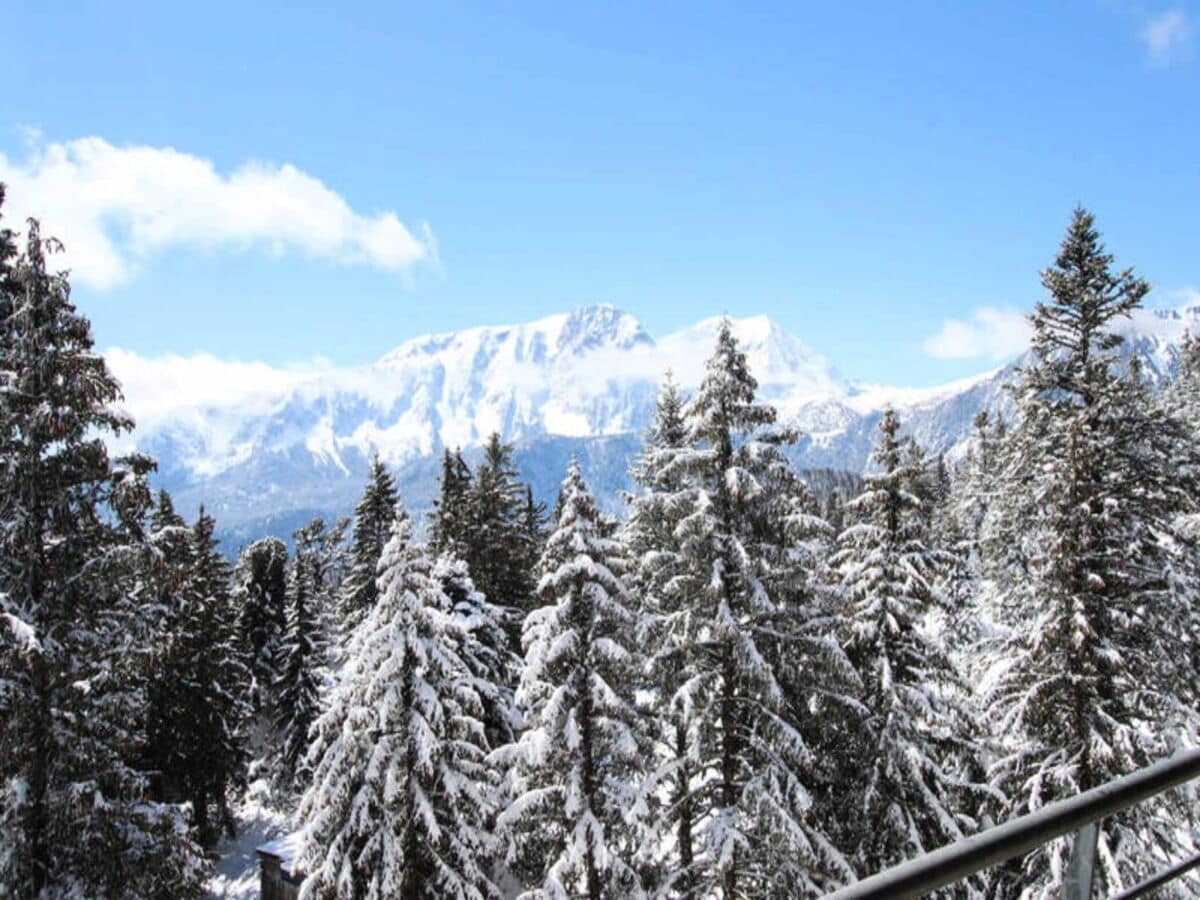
<box><xmin>256</xmin><ymin>833</ymin><xmax>304</xmax><ymax>900</ymax></box>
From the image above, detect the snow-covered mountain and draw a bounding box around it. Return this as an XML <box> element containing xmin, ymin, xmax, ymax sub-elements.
<box><xmin>110</xmin><ymin>303</ymin><xmax>1199</xmax><ymax>547</ymax></box>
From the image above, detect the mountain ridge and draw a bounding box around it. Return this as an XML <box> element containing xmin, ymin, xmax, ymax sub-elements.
<box><xmin>108</xmin><ymin>302</ymin><xmax>1198</xmax><ymax>546</ymax></box>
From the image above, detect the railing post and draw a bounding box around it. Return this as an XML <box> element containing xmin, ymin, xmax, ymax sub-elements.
<box><xmin>1062</xmin><ymin>822</ymin><xmax>1099</xmax><ymax>900</ymax></box>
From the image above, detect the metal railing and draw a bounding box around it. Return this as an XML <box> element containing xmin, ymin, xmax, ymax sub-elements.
<box><xmin>824</xmin><ymin>748</ymin><xmax>1200</xmax><ymax>900</ymax></box>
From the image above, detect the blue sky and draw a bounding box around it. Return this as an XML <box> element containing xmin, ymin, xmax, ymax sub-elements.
<box><xmin>0</xmin><ymin>0</ymin><xmax>1196</xmax><ymax>386</ymax></box>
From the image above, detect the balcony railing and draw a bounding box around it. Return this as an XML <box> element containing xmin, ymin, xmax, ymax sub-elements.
<box><xmin>824</xmin><ymin>748</ymin><xmax>1200</xmax><ymax>900</ymax></box>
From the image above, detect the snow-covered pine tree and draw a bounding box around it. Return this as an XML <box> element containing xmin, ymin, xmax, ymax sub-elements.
<box><xmin>0</xmin><ymin>204</ymin><xmax>206</xmax><ymax>896</ymax></box>
<box><xmin>301</xmin><ymin>516</ymin><xmax>351</xmax><ymax>628</ymax></box>
<box><xmin>952</xmin><ymin>410</ymin><xmax>1006</xmax><ymax>561</ymax></box>
<box><xmin>934</xmin><ymin>410</ymin><xmax>1007</xmax><ymax>661</ymax></box>
<box><xmin>276</xmin><ymin>539</ymin><xmax>327</xmax><ymax>791</ymax></box>
<box><xmin>520</xmin><ymin>484</ymin><xmax>548</xmax><ymax>555</ymax></box>
<box><xmin>232</xmin><ymin>535</ymin><xmax>289</xmax><ymax>712</ymax></box>
<box><xmin>981</xmin><ymin>208</ymin><xmax>1200</xmax><ymax>896</ymax></box>
<box><xmin>822</xmin><ymin>489</ymin><xmax>846</xmax><ymax>533</ymax></box>
<box><xmin>337</xmin><ymin>455</ymin><xmax>400</xmax><ymax>647</ymax></box>
<box><xmin>830</xmin><ymin>409</ymin><xmax>989</xmax><ymax>877</ymax></box>
<box><xmin>621</xmin><ymin>374</ymin><xmax>695</xmax><ymax>890</ymax></box>
<box><xmin>494</xmin><ymin>460</ymin><xmax>648</xmax><ymax>899</ymax></box>
<box><xmin>287</xmin><ymin>514</ymin><xmax>350</xmax><ymax>679</ymax></box>
<box><xmin>143</xmin><ymin>490</ymin><xmax>196</xmax><ymax>795</ymax></box>
<box><xmin>646</xmin><ymin>320</ymin><xmax>852</xmax><ymax>897</ymax></box>
<box><xmin>180</xmin><ymin>510</ymin><xmax>249</xmax><ymax>843</ymax></box>
<box><xmin>296</xmin><ymin>516</ymin><xmax>500</xmax><ymax>900</ymax></box>
<box><xmin>429</xmin><ymin>447</ymin><xmax>474</xmax><ymax>559</ymax></box>
<box><xmin>1171</xmin><ymin>330</ymin><xmax>1200</xmax><ymax>437</ymax></box>
<box><xmin>435</xmin><ymin>552</ymin><xmax>518</xmax><ymax>747</ymax></box>
<box><xmin>467</xmin><ymin>433</ymin><xmax>540</xmax><ymax>649</ymax></box>
<box><xmin>147</xmin><ymin>504</ymin><xmax>250</xmax><ymax>845</ymax></box>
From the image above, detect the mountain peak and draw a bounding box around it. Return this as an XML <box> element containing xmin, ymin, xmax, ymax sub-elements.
<box><xmin>555</xmin><ymin>304</ymin><xmax>653</xmax><ymax>356</ymax></box>
<box><xmin>661</xmin><ymin>313</ymin><xmax>847</xmax><ymax>396</ymax></box>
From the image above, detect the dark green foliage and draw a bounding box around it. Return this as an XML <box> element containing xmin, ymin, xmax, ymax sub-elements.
<box><xmin>147</xmin><ymin>508</ymin><xmax>248</xmax><ymax>846</ymax></box>
<box><xmin>0</xmin><ymin>199</ymin><xmax>206</xmax><ymax>896</ymax></box>
<box><xmin>636</xmin><ymin>322</ymin><xmax>853</xmax><ymax>896</ymax></box>
<box><xmin>831</xmin><ymin>412</ymin><xmax>987</xmax><ymax>876</ymax></box>
<box><xmin>337</xmin><ymin>455</ymin><xmax>399</xmax><ymax>642</ymax></box>
<box><xmin>233</xmin><ymin>536</ymin><xmax>289</xmax><ymax>710</ymax></box>
<box><xmin>463</xmin><ymin>433</ymin><xmax>543</xmax><ymax>650</ymax></box>
<box><xmin>435</xmin><ymin>552</ymin><xmax>517</xmax><ymax>748</ymax></box>
<box><xmin>983</xmin><ymin>208</ymin><xmax>1200</xmax><ymax>895</ymax></box>
<box><xmin>428</xmin><ymin>447</ymin><xmax>473</xmax><ymax>558</ymax></box>
<box><xmin>275</xmin><ymin>516</ymin><xmax>345</xmax><ymax>790</ymax></box>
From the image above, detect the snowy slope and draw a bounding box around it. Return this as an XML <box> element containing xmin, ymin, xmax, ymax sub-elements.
<box><xmin>108</xmin><ymin>303</ymin><xmax>1200</xmax><ymax>545</ymax></box>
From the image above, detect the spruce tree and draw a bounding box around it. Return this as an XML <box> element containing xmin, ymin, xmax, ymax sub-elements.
<box><xmin>982</xmin><ymin>208</ymin><xmax>1199</xmax><ymax>895</ymax></box>
<box><xmin>147</xmin><ymin>505</ymin><xmax>249</xmax><ymax>846</ymax></box>
<box><xmin>276</xmin><ymin>545</ymin><xmax>326</xmax><ymax>791</ymax></box>
<box><xmin>337</xmin><ymin>455</ymin><xmax>400</xmax><ymax>646</ymax></box>
<box><xmin>831</xmin><ymin>410</ymin><xmax>988</xmax><ymax>877</ymax></box>
<box><xmin>1171</xmin><ymin>330</ymin><xmax>1200</xmax><ymax>437</ymax></box>
<box><xmin>143</xmin><ymin>491</ymin><xmax>193</xmax><ymax>797</ymax></box>
<box><xmin>622</xmin><ymin>374</ymin><xmax>698</xmax><ymax>890</ymax></box>
<box><xmin>520</xmin><ymin>484</ymin><xmax>548</xmax><ymax>566</ymax></box>
<box><xmin>645</xmin><ymin>321</ymin><xmax>852</xmax><ymax>896</ymax></box>
<box><xmin>428</xmin><ymin>447</ymin><xmax>474</xmax><ymax>559</ymax></box>
<box><xmin>467</xmin><ymin>433</ymin><xmax>540</xmax><ymax>648</ymax></box>
<box><xmin>494</xmin><ymin>461</ymin><xmax>648</xmax><ymax>899</ymax></box>
<box><xmin>952</xmin><ymin>410</ymin><xmax>1006</xmax><ymax>560</ymax></box>
<box><xmin>822</xmin><ymin>489</ymin><xmax>846</xmax><ymax>533</ymax></box>
<box><xmin>160</xmin><ymin>510</ymin><xmax>248</xmax><ymax>844</ymax></box>
<box><xmin>0</xmin><ymin>203</ymin><xmax>205</xmax><ymax>896</ymax></box>
<box><xmin>232</xmin><ymin>535</ymin><xmax>289</xmax><ymax>712</ymax></box>
<box><xmin>296</xmin><ymin>518</ymin><xmax>499</xmax><ymax>900</ymax></box>
<box><xmin>434</xmin><ymin>552</ymin><xmax>517</xmax><ymax>747</ymax></box>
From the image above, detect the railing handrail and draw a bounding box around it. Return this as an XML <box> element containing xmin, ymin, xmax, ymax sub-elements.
<box><xmin>823</xmin><ymin>747</ymin><xmax>1200</xmax><ymax>900</ymax></box>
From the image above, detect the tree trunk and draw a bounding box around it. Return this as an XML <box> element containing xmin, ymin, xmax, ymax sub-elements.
<box><xmin>675</xmin><ymin>718</ymin><xmax>694</xmax><ymax>896</ymax></box>
<box><xmin>720</xmin><ymin>641</ymin><xmax>738</xmax><ymax>898</ymax></box>
<box><xmin>29</xmin><ymin>655</ymin><xmax>50</xmax><ymax>895</ymax></box>
<box><xmin>580</xmin><ymin>605</ymin><xmax>601</xmax><ymax>900</ymax></box>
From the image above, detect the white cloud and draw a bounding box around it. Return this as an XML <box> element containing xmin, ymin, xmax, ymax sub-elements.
<box><xmin>1168</xmin><ymin>286</ymin><xmax>1200</xmax><ymax>307</ymax></box>
<box><xmin>922</xmin><ymin>306</ymin><xmax>1032</xmax><ymax>361</ymax></box>
<box><xmin>104</xmin><ymin>348</ymin><xmax>319</xmax><ymax>422</ymax></box>
<box><xmin>0</xmin><ymin>136</ymin><xmax>435</xmax><ymax>289</ymax></box>
<box><xmin>1142</xmin><ymin>9</ymin><xmax>1193</xmax><ymax>66</ymax></box>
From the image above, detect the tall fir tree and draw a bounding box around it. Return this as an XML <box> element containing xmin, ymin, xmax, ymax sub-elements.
<box><xmin>622</xmin><ymin>375</ymin><xmax>692</xmax><ymax>887</ymax></box>
<box><xmin>520</xmin><ymin>484</ymin><xmax>548</xmax><ymax>558</ymax></box>
<box><xmin>645</xmin><ymin>321</ymin><xmax>853</xmax><ymax>896</ymax></box>
<box><xmin>150</xmin><ymin>509</ymin><xmax>248</xmax><ymax>845</ymax></box>
<box><xmin>297</xmin><ymin>517</ymin><xmax>500</xmax><ymax>900</ymax></box>
<box><xmin>428</xmin><ymin>447</ymin><xmax>474</xmax><ymax>559</ymax></box>
<box><xmin>299</xmin><ymin>516</ymin><xmax>351</xmax><ymax>631</ymax></box>
<box><xmin>982</xmin><ymin>208</ymin><xmax>1199</xmax><ymax>896</ymax></box>
<box><xmin>276</xmin><ymin>539</ymin><xmax>326</xmax><ymax>791</ymax></box>
<box><xmin>232</xmin><ymin>536</ymin><xmax>289</xmax><ymax>712</ymax></box>
<box><xmin>822</xmin><ymin>489</ymin><xmax>846</xmax><ymax>534</ymax></box>
<box><xmin>467</xmin><ymin>433</ymin><xmax>541</xmax><ymax>649</ymax></box>
<box><xmin>830</xmin><ymin>410</ymin><xmax>989</xmax><ymax>877</ymax></box>
<box><xmin>494</xmin><ymin>461</ymin><xmax>649</xmax><ymax>899</ymax></box>
<box><xmin>434</xmin><ymin>552</ymin><xmax>518</xmax><ymax>748</ymax></box>
<box><xmin>1171</xmin><ymin>330</ymin><xmax>1200</xmax><ymax>437</ymax></box>
<box><xmin>337</xmin><ymin>455</ymin><xmax>400</xmax><ymax>646</ymax></box>
<box><xmin>0</xmin><ymin>201</ymin><xmax>206</xmax><ymax>896</ymax></box>
<box><xmin>952</xmin><ymin>410</ymin><xmax>1006</xmax><ymax>562</ymax></box>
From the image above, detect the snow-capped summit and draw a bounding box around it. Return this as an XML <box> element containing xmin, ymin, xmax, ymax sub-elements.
<box><xmin>376</xmin><ymin>303</ymin><xmax>652</xmax><ymax>371</ymax></box>
<box><xmin>107</xmin><ymin>301</ymin><xmax>1196</xmax><ymax>544</ymax></box>
<box><xmin>555</xmin><ymin>304</ymin><xmax>655</xmax><ymax>356</ymax></box>
<box><xmin>659</xmin><ymin>314</ymin><xmax>848</xmax><ymax>401</ymax></box>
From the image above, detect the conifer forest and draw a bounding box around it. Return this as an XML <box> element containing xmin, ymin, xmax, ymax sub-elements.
<box><xmin>5</xmin><ymin>187</ymin><xmax>1200</xmax><ymax>900</ymax></box>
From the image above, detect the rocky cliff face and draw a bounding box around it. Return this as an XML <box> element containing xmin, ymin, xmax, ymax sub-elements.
<box><xmin>119</xmin><ymin>303</ymin><xmax>1198</xmax><ymax>547</ymax></box>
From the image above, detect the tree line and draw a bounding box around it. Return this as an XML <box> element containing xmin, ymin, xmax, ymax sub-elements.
<box><xmin>2</xmin><ymin>189</ymin><xmax>1199</xmax><ymax>898</ymax></box>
